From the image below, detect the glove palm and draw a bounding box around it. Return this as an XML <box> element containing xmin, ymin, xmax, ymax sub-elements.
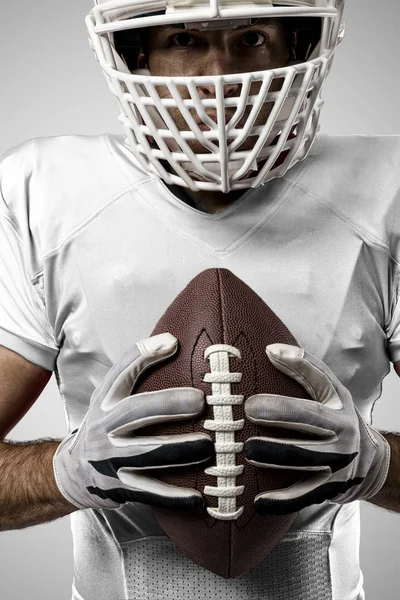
<box><xmin>244</xmin><ymin>344</ymin><xmax>391</xmax><ymax>515</ymax></box>
<box><xmin>53</xmin><ymin>333</ymin><xmax>213</xmax><ymax>510</ymax></box>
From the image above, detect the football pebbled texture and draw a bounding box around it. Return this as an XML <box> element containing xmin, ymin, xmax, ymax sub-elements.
<box><xmin>132</xmin><ymin>268</ymin><xmax>314</xmax><ymax>579</ymax></box>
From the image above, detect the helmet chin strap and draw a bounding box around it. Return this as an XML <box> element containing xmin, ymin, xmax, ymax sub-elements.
<box><xmin>183</xmin><ymin>157</ymin><xmax>259</xmax><ymax>183</ymax></box>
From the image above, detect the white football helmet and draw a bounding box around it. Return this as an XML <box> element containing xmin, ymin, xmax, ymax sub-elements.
<box><xmin>86</xmin><ymin>0</ymin><xmax>345</xmax><ymax>192</ymax></box>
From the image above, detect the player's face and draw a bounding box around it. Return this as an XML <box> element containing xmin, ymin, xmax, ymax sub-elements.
<box><xmin>145</xmin><ymin>18</ymin><xmax>292</xmax><ymax>154</ymax></box>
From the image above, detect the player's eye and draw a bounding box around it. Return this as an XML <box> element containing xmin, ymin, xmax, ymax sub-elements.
<box><xmin>240</xmin><ymin>31</ymin><xmax>269</xmax><ymax>47</ymax></box>
<box><xmin>170</xmin><ymin>32</ymin><xmax>198</xmax><ymax>47</ymax></box>
<box><xmin>169</xmin><ymin>30</ymin><xmax>270</xmax><ymax>48</ymax></box>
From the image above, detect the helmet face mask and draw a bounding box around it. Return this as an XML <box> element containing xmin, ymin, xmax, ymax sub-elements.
<box><xmin>87</xmin><ymin>0</ymin><xmax>345</xmax><ymax>193</ymax></box>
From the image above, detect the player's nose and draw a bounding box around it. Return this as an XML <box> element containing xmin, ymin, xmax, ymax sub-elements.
<box><xmin>196</xmin><ymin>50</ymin><xmax>242</xmax><ymax>92</ymax></box>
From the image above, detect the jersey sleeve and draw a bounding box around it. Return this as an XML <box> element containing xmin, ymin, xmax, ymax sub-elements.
<box><xmin>385</xmin><ymin>266</ymin><xmax>400</xmax><ymax>364</ymax></box>
<box><xmin>0</xmin><ymin>146</ymin><xmax>59</xmax><ymax>372</ymax></box>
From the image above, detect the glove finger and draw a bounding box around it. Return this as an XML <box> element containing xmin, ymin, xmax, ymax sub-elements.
<box><xmin>118</xmin><ymin>469</ymin><xmax>204</xmax><ymax>509</ymax></box>
<box><xmin>245</xmin><ymin>393</ymin><xmax>340</xmax><ymax>440</ymax></box>
<box><xmin>266</xmin><ymin>344</ymin><xmax>352</xmax><ymax>410</ymax></box>
<box><xmin>108</xmin><ymin>387</ymin><xmax>205</xmax><ymax>433</ymax></box>
<box><xmin>253</xmin><ymin>470</ymin><xmax>338</xmax><ymax>515</ymax></box>
<box><xmin>90</xmin><ymin>432</ymin><xmax>214</xmax><ymax>469</ymax></box>
<box><xmin>94</xmin><ymin>333</ymin><xmax>178</xmax><ymax>411</ymax></box>
<box><xmin>86</xmin><ymin>470</ymin><xmax>204</xmax><ymax>510</ymax></box>
<box><xmin>245</xmin><ymin>438</ymin><xmax>357</xmax><ymax>473</ymax></box>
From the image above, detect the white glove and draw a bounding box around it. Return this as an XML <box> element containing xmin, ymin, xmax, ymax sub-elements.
<box><xmin>53</xmin><ymin>333</ymin><xmax>213</xmax><ymax>510</ymax></box>
<box><xmin>244</xmin><ymin>343</ymin><xmax>391</xmax><ymax>515</ymax></box>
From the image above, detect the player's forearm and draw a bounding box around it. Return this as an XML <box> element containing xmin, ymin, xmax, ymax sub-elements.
<box><xmin>367</xmin><ymin>431</ymin><xmax>400</xmax><ymax>513</ymax></box>
<box><xmin>0</xmin><ymin>439</ymin><xmax>77</xmax><ymax>532</ymax></box>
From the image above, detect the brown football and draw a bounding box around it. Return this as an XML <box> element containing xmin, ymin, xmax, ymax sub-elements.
<box><xmin>132</xmin><ymin>268</ymin><xmax>313</xmax><ymax>579</ymax></box>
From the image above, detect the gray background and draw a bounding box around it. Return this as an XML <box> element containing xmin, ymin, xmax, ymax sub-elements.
<box><xmin>0</xmin><ymin>0</ymin><xmax>399</xmax><ymax>598</ymax></box>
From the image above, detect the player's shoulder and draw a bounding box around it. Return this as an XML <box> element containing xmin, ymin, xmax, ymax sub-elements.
<box><xmin>284</xmin><ymin>134</ymin><xmax>400</xmax><ymax>256</ymax></box>
<box><xmin>294</xmin><ymin>134</ymin><xmax>400</xmax><ymax>210</ymax></box>
<box><xmin>305</xmin><ymin>133</ymin><xmax>400</xmax><ymax>188</ymax></box>
<box><xmin>0</xmin><ymin>133</ymin><xmax>151</xmax><ymax>210</ymax></box>
<box><xmin>314</xmin><ymin>132</ymin><xmax>400</xmax><ymax>153</ymax></box>
<box><xmin>0</xmin><ymin>134</ymin><xmax>152</xmax><ymax>255</ymax></box>
<box><xmin>0</xmin><ymin>133</ymin><xmax>148</xmax><ymax>187</ymax></box>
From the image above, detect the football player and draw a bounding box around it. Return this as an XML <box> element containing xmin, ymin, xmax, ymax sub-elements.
<box><xmin>0</xmin><ymin>1</ymin><xmax>398</xmax><ymax>599</ymax></box>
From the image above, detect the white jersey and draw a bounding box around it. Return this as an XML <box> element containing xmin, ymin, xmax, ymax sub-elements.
<box><xmin>1</xmin><ymin>132</ymin><xmax>400</xmax><ymax>600</ymax></box>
